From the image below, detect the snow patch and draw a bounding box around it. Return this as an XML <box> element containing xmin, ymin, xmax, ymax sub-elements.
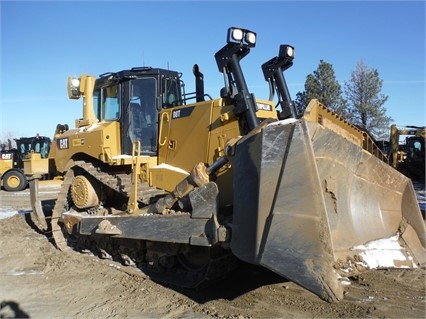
<box><xmin>267</xmin><ymin>118</ymin><xmax>298</xmax><ymax>127</ymax></box>
<box><xmin>0</xmin><ymin>208</ymin><xmax>19</xmax><ymax>220</ymax></box>
<box><xmin>351</xmin><ymin>235</ymin><xmax>416</xmax><ymax>269</ymax></box>
<box><xmin>336</xmin><ymin>273</ymin><xmax>351</xmax><ymax>286</ymax></box>
<box><xmin>0</xmin><ymin>208</ymin><xmax>30</xmax><ymax>220</ymax></box>
<box><xmin>77</xmin><ymin>122</ymin><xmax>100</xmax><ymax>132</ymax></box>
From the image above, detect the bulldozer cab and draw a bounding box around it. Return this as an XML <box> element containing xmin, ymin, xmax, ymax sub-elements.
<box><xmin>14</xmin><ymin>136</ymin><xmax>51</xmax><ymax>166</ymax></box>
<box><xmin>389</xmin><ymin>124</ymin><xmax>426</xmax><ymax>181</ymax></box>
<box><xmin>406</xmin><ymin>136</ymin><xmax>424</xmax><ymax>163</ymax></box>
<box><xmin>92</xmin><ymin>68</ymin><xmax>182</xmax><ymax>156</ymax></box>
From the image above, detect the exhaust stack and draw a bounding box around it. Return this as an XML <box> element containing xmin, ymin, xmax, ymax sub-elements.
<box><xmin>193</xmin><ymin>64</ymin><xmax>205</xmax><ymax>102</ymax></box>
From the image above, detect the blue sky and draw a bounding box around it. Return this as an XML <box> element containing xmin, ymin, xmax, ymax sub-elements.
<box><xmin>1</xmin><ymin>0</ymin><xmax>425</xmax><ymax>141</ymax></box>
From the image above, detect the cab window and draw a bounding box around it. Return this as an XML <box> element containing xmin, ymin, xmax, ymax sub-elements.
<box><xmin>162</xmin><ymin>78</ymin><xmax>180</xmax><ymax>108</ymax></box>
<box><xmin>102</xmin><ymin>85</ymin><xmax>120</xmax><ymax>120</ymax></box>
<box><xmin>93</xmin><ymin>89</ymin><xmax>100</xmax><ymax>119</ymax></box>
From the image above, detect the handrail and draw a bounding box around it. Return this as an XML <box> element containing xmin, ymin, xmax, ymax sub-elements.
<box><xmin>159</xmin><ymin>112</ymin><xmax>169</xmax><ymax>146</ymax></box>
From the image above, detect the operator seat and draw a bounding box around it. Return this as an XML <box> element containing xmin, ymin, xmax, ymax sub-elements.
<box><xmin>130</xmin><ymin>102</ymin><xmax>142</xmax><ymax>132</ymax></box>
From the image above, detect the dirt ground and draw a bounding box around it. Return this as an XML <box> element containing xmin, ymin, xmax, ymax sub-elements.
<box><xmin>0</xmin><ymin>187</ymin><xmax>425</xmax><ymax>319</ymax></box>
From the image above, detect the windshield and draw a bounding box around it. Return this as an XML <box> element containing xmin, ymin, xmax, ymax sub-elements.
<box><xmin>32</xmin><ymin>140</ymin><xmax>50</xmax><ymax>159</ymax></box>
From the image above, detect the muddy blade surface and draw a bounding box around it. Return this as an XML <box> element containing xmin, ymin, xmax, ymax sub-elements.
<box><xmin>231</xmin><ymin>119</ymin><xmax>425</xmax><ymax>302</ymax></box>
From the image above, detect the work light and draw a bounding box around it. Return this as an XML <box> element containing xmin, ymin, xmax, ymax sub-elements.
<box><xmin>231</xmin><ymin>28</ymin><xmax>243</xmax><ymax>41</ymax></box>
<box><xmin>279</xmin><ymin>45</ymin><xmax>295</xmax><ymax>59</ymax></box>
<box><xmin>68</xmin><ymin>77</ymin><xmax>81</xmax><ymax>99</ymax></box>
<box><xmin>71</xmin><ymin>78</ymin><xmax>80</xmax><ymax>88</ymax></box>
<box><xmin>227</xmin><ymin>27</ymin><xmax>256</xmax><ymax>47</ymax></box>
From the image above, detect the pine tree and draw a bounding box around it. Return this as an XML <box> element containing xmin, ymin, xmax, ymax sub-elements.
<box><xmin>295</xmin><ymin>60</ymin><xmax>346</xmax><ymax>116</ymax></box>
<box><xmin>344</xmin><ymin>60</ymin><xmax>392</xmax><ymax>140</ymax></box>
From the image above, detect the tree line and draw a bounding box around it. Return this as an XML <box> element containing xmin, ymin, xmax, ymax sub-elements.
<box><xmin>293</xmin><ymin>60</ymin><xmax>392</xmax><ymax>140</ymax></box>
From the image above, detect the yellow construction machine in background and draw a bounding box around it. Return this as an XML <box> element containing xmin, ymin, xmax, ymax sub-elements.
<box><xmin>0</xmin><ymin>135</ymin><xmax>51</xmax><ymax>191</ymax></box>
<box><xmin>26</xmin><ymin>27</ymin><xmax>425</xmax><ymax>302</ymax></box>
<box><xmin>388</xmin><ymin>124</ymin><xmax>425</xmax><ymax>182</ymax></box>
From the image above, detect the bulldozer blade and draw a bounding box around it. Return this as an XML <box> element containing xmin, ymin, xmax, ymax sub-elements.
<box><xmin>29</xmin><ymin>179</ymin><xmax>61</xmax><ymax>232</ymax></box>
<box><xmin>231</xmin><ymin>119</ymin><xmax>425</xmax><ymax>302</ymax></box>
<box><xmin>29</xmin><ymin>179</ymin><xmax>48</xmax><ymax>231</ymax></box>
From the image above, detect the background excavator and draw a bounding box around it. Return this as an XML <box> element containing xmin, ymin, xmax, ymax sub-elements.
<box><xmin>26</xmin><ymin>27</ymin><xmax>425</xmax><ymax>302</ymax></box>
<box><xmin>0</xmin><ymin>135</ymin><xmax>51</xmax><ymax>191</ymax></box>
<box><xmin>388</xmin><ymin>124</ymin><xmax>425</xmax><ymax>182</ymax></box>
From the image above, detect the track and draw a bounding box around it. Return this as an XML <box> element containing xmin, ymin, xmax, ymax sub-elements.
<box><xmin>48</xmin><ymin>159</ymin><xmax>236</xmax><ymax>289</ymax></box>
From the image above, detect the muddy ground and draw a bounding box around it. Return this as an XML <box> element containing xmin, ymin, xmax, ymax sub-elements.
<box><xmin>0</xmin><ymin>187</ymin><xmax>425</xmax><ymax>319</ymax></box>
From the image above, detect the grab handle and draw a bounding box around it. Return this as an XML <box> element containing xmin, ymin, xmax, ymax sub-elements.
<box><xmin>159</xmin><ymin>112</ymin><xmax>170</xmax><ymax>146</ymax></box>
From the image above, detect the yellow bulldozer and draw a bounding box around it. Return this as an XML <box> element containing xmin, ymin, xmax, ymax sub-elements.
<box><xmin>26</xmin><ymin>27</ymin><xmax>425</xmax><ymax>302</ymax></box>
<box><xmin>389</xmin><ymin>124</ymin><xmax>425</xmax><ymax>182</ymax></box>
<box><xmin>0</xmin><ymin>135</ymin><xmax>51</xmax><ymax>191</ymax></box>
